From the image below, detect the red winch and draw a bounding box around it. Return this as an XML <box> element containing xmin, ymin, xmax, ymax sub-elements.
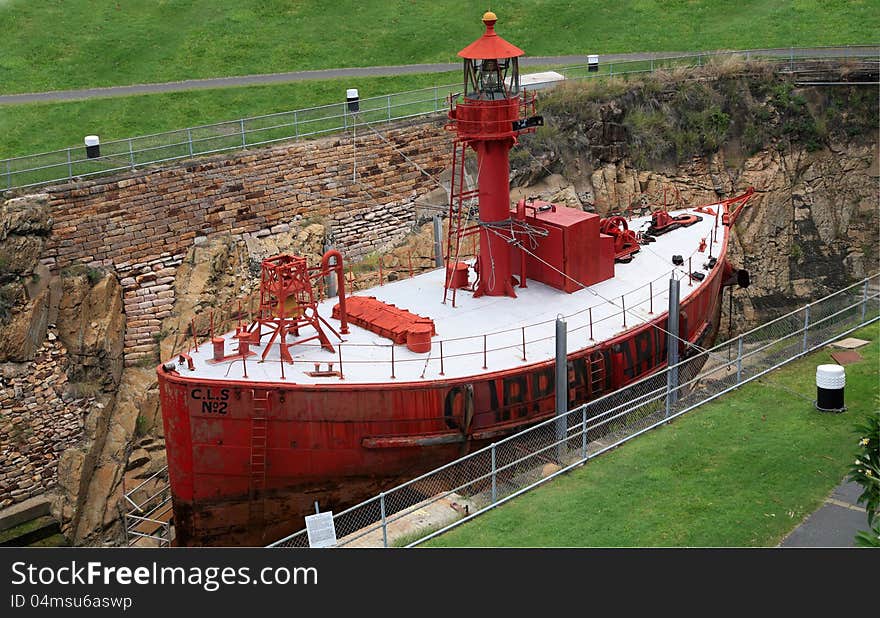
<box><xmin>598</xmin><ymin>216</ymin><xmax>641</xmax><ymax>263</ymax></box>
<box><xmin>647</xmin><ymin>209</ymin><xmax>702</xmax><ymax>236</ymax></box>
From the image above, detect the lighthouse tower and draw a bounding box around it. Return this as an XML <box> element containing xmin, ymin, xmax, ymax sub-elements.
<box><xmin>447</xmin><ymin>12</ymin><xmax>540</xmax><ymax>298</ymax></box>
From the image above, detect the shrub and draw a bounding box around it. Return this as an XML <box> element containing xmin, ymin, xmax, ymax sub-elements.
<box><xmin>848</xmin><ymin>408</ymin><xmax>880</xmax><ymax>547</ymax></box>
<box><xmin>135</xmin><ymin>414</ymin><xmax>149</xmax><ymax>437</ymax></box>
<box><xmin>60</xmin><ymin>263</ymin><xmax>105</xmax><ymax>285</ymax></box>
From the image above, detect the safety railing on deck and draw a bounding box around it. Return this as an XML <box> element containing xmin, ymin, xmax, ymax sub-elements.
<box><xmin>268</xmin><ymin>272</ymin><xmax>879</xmax><ymax>547</ymax></box>
<box><xmin>3</xmin><ymin>46</ymin><xmax>877</xmax><ymax>192</ymax></box>
<box><xmin>172</xmin><ymin>255</ymin><xmax>711</xmax><ymax>382</ymax></box>
<box><xmin>170</xmin><ymin>206</ymin><xmax>721</xmax><ymax>380</ymax></box>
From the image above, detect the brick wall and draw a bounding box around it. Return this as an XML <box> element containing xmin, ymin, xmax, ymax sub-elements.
<box><xmin>41</xmin><ymin>120</ymin><xmax>451</xmax><ymax>365</ymax></box>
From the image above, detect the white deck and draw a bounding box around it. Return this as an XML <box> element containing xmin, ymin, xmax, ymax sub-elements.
<box><xmin>176</xmin><ymin>208</ymin><xmax>726</xmax><ymax>384</ymax></box>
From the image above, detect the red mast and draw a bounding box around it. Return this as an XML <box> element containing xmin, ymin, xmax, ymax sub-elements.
<box><xmin>447</xmin><ymin>12</ymin><xmax>540</xmax><ymax>298</ymax></box>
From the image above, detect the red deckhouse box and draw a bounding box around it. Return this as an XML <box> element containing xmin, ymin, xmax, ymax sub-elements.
<box><xmin>512</xmin><ymin>201</ymin><xmax>615</xmax><ymax>293</ymax></box>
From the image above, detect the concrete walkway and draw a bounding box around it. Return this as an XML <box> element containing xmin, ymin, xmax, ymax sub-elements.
<box><xmin>779</xmin><ymin>479</ymin><xmax>870</xmax><ymax>547</ymax></box>
<box><xmin>0</xmin><ymin>53</ymin><xmax>667</xmax><ymax>104</ymax></box>
<box><xmin>1</xmin><ymin>47</ymin><xmax>873</xmax><ymax>105</ymax></box>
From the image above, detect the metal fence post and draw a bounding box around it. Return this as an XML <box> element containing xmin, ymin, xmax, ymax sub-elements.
<box><xmin>802</xmin><ymin>304</ymin><xmax>811</xmax><ymax>353</ymax></box>
<box><xmin>294</xmin><ymin>110</ymin><xmax>299</xmax><ymax>141</ymax></box>
<box><xmin>434</xmin><ymin>86</ymin><xmax>439</xmax><ymax>113</ymax></box>
<box><xmin>380</xmin><ymin>492</ymin><xmax>388</xmax><ymax>548</ymax></box>
<box><xmin>790</xmin><ymin>47</ymin><xmax>794</xmax><ymax>70</ymax></box>
<box><xmin>581</xmin><ymin>403</ymin><xmax>589</xmax><ymax>460</ymax></box>
<box><xmin>240</xmin><ymin>119</ymin><xmax>247</xmax><ymax>148</ymax></box>
<box><xmin>386</xmin><ymin>95</ymin><xmax>391</xmax><ymax>123</ymax></box>
<box><xmin>555</xmin><ymin>316</ymin><xmax>567</xmax><ymax>464</ymax></box>
<box><xmin>128</xmin><ymin>138</ymin><xmax>135</xmax><ymax>169</ymax></box>
<box><xmin>491</xmin><ymin>443</ymin><xmax>497</xmax><ymax>503</ymax></box>
<box><xmin>666</xmin><ymin>277</ymin><xmax>681</xmax><ymax>417</ymax></box>
<box><xmin>5</xmin><ymin>159</ymin><xmax>10</xmax><ymax>190</ymax></box>
<box><xmin>67</xmin><ymin>148</ymin><xmax>73</xmax><ymax>180</ymax></box>
<box><xmin>736</xmin><ymin>335</ymin><xmax>743</xmax><ymax>384</ymax></box>
<box><xmin>861</xmin><ymin>279</ymin><xmax>869</xmax><ymax>322</ymax></box>
<box><xmin>187</xmin><ymin>128</ymin><xmax>194</xmax><ymax>157</ymax></box>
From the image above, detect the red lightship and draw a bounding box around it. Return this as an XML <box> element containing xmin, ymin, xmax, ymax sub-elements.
<box><xmin>158</xmin><ymin>13</ymin><xmax>754</xmax><ymax>546</ymax></box>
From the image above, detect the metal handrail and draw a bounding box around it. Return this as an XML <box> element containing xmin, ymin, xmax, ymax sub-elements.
<box><xmin>176</xmin><ymin>265</ymin><xmax>688</xmax><ymax>381</ymax></box>
<box><xmin>267</xmin><ymin>272</ymin><xmax>879</xmax><ymax>547</ymax></box>
<box><xmin>188</xmin><ymin>247</ymin><xmax>879</xmax><ymax>382</ymax></box>
<box><xmin>3</xmin><ymin>46</ymin><xmax>877</xmax><ymax>193</ymax></box>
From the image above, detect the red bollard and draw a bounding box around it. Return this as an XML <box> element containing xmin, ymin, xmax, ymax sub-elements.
<box><xmin>212</xmin><ymin>337</ymin><xmax>225</xmax><ymax>361</ymax></box>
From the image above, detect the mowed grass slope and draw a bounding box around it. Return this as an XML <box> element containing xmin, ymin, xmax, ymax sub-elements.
<box><xmin>0</xmin><ymin>72</ymin><xmax>458</xmax><ymax>157</ymax></box>
<box><xmin>1</xmin><ymin>1</ymin><xmax>878</xmax><ymax>94</ymax></box>
<box><xmin>424</xmin><ymin>323</ymin><xmax>879</xmax><ymax>547</ymax></box>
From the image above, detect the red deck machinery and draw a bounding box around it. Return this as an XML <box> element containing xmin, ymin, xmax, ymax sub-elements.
<box><xmin>510</xmin><ymin>199</ymin><xmax>615</xmax><ymax>292</ymax></box>
<box><xmin>248</xmin><ymin>251</ymin><xmax>349</xmax><ymax>362</ymax></box>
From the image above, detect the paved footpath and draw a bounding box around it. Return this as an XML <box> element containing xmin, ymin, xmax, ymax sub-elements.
<box><xmin>779</xmin><ymin>479</ymin><xmax>870</xmax><ymax>547</ymax></box>
<box><xmin>0</xmin><ymin>47</ymin><xmax>871</xmax><ymax>105</ymax></box>
<box><xmin>0</xmin><ymin>53</ymin><xmax>663</xmax><ymax>104</ymax></box>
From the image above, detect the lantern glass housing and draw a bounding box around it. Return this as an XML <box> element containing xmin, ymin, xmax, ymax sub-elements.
<box><xmin>464</xmin><ymin>56</ymin><xmax>519</xmax><ymax>101</ymax></box>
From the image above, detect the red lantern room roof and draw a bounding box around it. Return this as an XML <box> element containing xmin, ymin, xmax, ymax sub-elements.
<box><xmin>457</xmin><ymin>11</ymin><xmax>524</xmax><ymax>60</ymax></box>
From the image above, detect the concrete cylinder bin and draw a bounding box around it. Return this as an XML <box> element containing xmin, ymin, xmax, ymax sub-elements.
<box><xmin>446</xmin><ymin>261</ymin><xmax>470</xmax><ymax>289</ymax></box>
<box><xmin>84</xmin><ymin>135</ymin><xmax>101</xmax><ymax>158</ymax></box>
<box><xmin>406</xmin><ymin>322</ymin><xmax>433</xmax><ymax>354</ymax></box>
<box><xmin>816</xmin><ymin>364</ymin><xmax>846</xmax><ymax>412</ymax></box>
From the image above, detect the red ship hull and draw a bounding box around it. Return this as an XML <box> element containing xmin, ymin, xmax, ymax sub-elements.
<box><xmin>157</xmin><ymin>253</ymin><xmax>727</xmax><ymax>546</ymax></box>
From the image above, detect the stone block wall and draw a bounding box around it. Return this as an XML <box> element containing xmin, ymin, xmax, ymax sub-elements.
<box><xmin>0</xmin><ymin>332</ymin><xmax>89</xmax><ymax>509</ymax></box>
<box><xmin>39</xmin><ymin>120</ymin><xmax>450</xmax><ymax>365</ymax></box>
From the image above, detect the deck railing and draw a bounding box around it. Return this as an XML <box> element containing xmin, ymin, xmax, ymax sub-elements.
<box><xmin>3</xmin><ymin>46</ymin><xmax>877</xmax><ymax>193</ymax></box>
<box><xmin>170</xmin><ymin>221</ymin><xmax>715</xmax><ymax>383</ymax></box>
<box><xmin>267</xmin><ymin>272</ymin><xmax>879</xmax><ymax>547</ymax></box>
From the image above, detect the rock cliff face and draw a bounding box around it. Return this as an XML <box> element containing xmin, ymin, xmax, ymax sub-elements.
<box><xmin>511</xmin><ymin>63</ymin><xmax>879</xmax><ymax>322</ymax></box>
<box><xmin>0</xmin><ymin>195</ymin><xmax>53</xmax><ymax>362</ymax></box>
<box><xmin>0</xmin><ymin>196</ymin><xmax>124</xmax><ymax>537</ymax></box>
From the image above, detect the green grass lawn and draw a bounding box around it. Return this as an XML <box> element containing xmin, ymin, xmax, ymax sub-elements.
<box><xmin>1</xmin><ymin>1</ymin><xmax>877</xmax><ymax>95</ymax></box>
<box><xmin>423</xmin><ymin>322</ymin><xmax>880</xmax><ymax>547</ymax></box>
<box><xmin>2</xmin><ymin>1</ymin><xmax>878</xmax><ymax>161</ymax></box>
<box><xmin>0</xmin><ymin>71</ymin><xmax>458</xmax><ymax>158</ymax></box>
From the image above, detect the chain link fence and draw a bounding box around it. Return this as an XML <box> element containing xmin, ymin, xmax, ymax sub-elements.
<box><xmin>3</xmin><ymin>46</ymin><xmax>877</xmax><ymax>193</ymax></box>
<box><xmin>268</xmin><ymin>273</ymin><xmax>879</xmax><ymax>548</ymax></box>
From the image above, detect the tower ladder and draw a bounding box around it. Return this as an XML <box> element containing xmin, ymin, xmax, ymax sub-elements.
<box><xmin>443</xmin><ymin>138</ymin><xmax>479</xmax><ymax>306</ymax></box>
